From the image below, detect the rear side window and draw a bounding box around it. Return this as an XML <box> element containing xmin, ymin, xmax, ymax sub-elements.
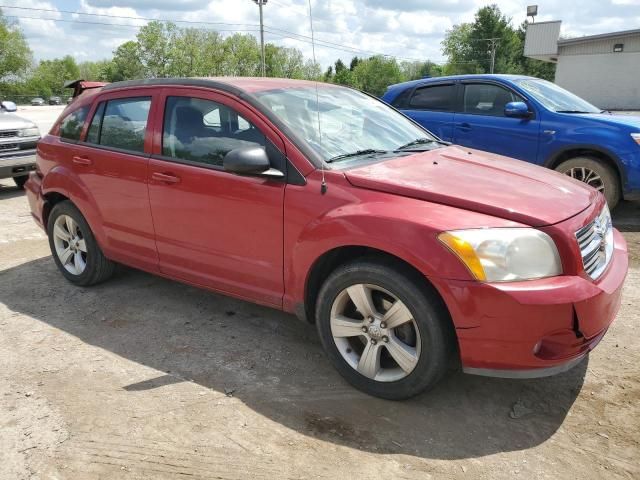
<box><xmin>162</xmin><ymin>96</ymin><xmax>265</xmax><ymax>168</ymax></box>
<box><xmin>463</xmin><ymin>83</ymin><xmax>525</xmax><ymax>116</ymax></box>
<box><xmin>390</xmin><ymin>88</ymin><xmax>412</xmax><ymax>109</ymax></box>
<box><xmin>408</xmin><ymin>84</ymin><xmax>455</xmax><ymax>111</ymax></box>
<box><xmin>59</xmin><ymin>106</ymin><xmax>89</xmax><ymax>141</ymax></box>
<box><xmin>86</xmin><ymin>97</ymin><xmax>151</xmax><ymax>153</ymax></box>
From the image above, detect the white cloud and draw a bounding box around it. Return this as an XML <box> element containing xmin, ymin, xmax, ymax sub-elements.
<box><xmin>5</xmin><ymin>0</ymin><xmax>640</xmax><ymax>67</ymax></box>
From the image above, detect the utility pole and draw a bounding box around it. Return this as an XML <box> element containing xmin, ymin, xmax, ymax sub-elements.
<box><xmin>488</xmin><ymin>38</ymin><xmax>499</xmax><ymax>74</ymax></box>
<box><xmin>253</xmin><ymin>0</ymin><xmax>268</xmax><ymax>77</ymax></box>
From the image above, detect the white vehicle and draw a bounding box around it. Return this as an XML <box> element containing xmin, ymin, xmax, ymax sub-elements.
<box><xmin>0</xmin><ymin>101</ymin><xmax>41</xmax><ymax>189</ymax></box>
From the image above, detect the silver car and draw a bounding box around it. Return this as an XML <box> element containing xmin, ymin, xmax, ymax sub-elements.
<box><xmin>0</xmin><ymin>101</ymin><xmax>40</xmax><ymax>189</ymax></box>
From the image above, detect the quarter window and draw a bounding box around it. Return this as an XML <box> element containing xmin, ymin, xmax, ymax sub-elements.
<box><xmin>86</xmin><ymin>102</ymin><xmax>105</xmax><ymax>144</ymax></box>
<box><xmin>91</xmin><ymin>97</ymin><xmax>152</xmax><ymax>153</ymax></box>
<box><xmin>463</xmin><ymin>84</ymin><xmax>525</xmax><ymax>117</ymax></box>
<box><xmin>59</xmin><ymin>106</ymin><xmax>89</xmax><ymax>141</ymax></box>
<box><xmin>162</xmin><ymin>96</ymin><xmax>266</xmax><ymax>167</ymax></box>
<box><xmin>408</xmin><ymin>84</ymin><xmax>455</xmax><ymax>111</ymax></box>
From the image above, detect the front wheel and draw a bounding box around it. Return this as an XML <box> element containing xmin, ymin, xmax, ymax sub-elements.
<box><xmin>555</xmin><ymin>157</ymin><xmax>620</xmax><ymax>208</ymax></box>
<box><xmin>315</xmin><ymin>259</ymin><xmax>455</xmax><ymax>400</ymax></box>
<box><xmin>47</xmin><ymin>201</ymin><xmax>115</xmax><ymax>286</ymax></box>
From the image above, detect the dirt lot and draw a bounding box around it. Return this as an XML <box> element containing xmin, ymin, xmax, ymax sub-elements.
<box><xmin>0</xmin><ymin>179</ymin><xmax>638</xmax><ymax>480</ymax></box>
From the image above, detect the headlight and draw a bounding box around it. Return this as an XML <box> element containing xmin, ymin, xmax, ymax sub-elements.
<box><xmin>632</xmin><ymin>133</ymin><xmax>640</xmax><ymax>145</ymax></box>
<box><xmin>19</xmin><ymin>127</ymin><xmax>40</xmax><ymax>137</ymax></box>
<box><xmin>438</xmin><ymin>228</ymin><xmax>562</xmax><ymax>282</ymax></box>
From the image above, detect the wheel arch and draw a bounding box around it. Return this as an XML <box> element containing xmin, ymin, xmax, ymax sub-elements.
<box><xmin>301</xmin><ymin>245</ymin><xmax>452</xmax><ymax>329</ymax></box>
<box><xmin>544</xmin><ymin>145</ymin><xmax>625</xmax><ymax>188</ymax></box>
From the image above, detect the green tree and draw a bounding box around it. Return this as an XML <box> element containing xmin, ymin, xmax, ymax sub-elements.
<box><xmin>26</xmin><ymin>56</ymin><xmax>80</xmax><ymax>97</ymax></box>
<box><xmin>352</xmin><ymin>56</ymin><xmax>403</xmax><ymax>96</ymax></box>
<box><xmin>0</xmin><ymin>10</ymin><xmax>33</xmax><ymax>97</ymax></box>
<box><xmin>108</xmin><ymin>41</ymin><xmax>145</xmax><ymax>81</ymax></box>
<box><xmin>333</xmin><ymin>59</ymin><xmax>352</xmax><ymax>85</ymax></box>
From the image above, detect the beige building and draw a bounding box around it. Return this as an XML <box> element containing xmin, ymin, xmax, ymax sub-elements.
<box><xmin>524</xmin><ymin>22</ymin><xmax>640</xmax><ymax>110</ymax></box>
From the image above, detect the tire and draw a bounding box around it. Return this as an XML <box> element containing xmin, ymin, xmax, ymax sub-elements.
<box><xmin>13</xmin><ymin>176</ymin><xmax>27</xmax><ymax>189</ymax></box>
<box><xmin>555</xmin><ymin>157</ymin><xmax>620</xmax><ymax>209</ymax></box>
<box><xmin>47</xmin><ymin>200</ymin><xmax>115</xmax><ymax>286</ymax></box>
<box><xmin>315</xmin><ymin>258</ymin><xmax>455</xmax><ymax>400</ymax></box>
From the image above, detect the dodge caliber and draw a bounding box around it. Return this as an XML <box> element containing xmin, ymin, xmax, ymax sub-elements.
<box><xmin>25</xmin><ymin>78</ymin><xmax>628</xmax><ymax>399</ymax></box>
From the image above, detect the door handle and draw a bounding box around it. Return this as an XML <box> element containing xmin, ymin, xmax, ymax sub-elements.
<box><xmin>457</xmin><ymin>122</ymin><xmax>471</xmax><ymax>130</ymax></box>
<box><xmin>72</xmin><ymin>155</ymin><xmax>92</xmax><ymax>166</ymax></box>
<box><xmin>152</xmin><ymin>172</ymin><xmax>181</xmax><ymax>184</ymax></box>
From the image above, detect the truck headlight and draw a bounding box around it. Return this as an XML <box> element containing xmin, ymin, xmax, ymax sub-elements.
<box><xmin>19</xmin><ymin>127</ymin><xmax>40</xmax><ymax>137</ymax></box>
<box><xmin>438</xmin><ymin>228</ymin><xmax>562</xmax><ymax>282</ymax></box>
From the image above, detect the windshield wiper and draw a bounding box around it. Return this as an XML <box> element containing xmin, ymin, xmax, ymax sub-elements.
<box><xmin>327</xmin><ymin>149</ymin><xmax>388</xmax><ymax>163</ymax></box>
<box><xmin>395</xmin><ymin>138</ymin><xmax>449</xmax><ymax>151</ymax></box>
<box><xmin>556</xmin><ymin>110</ymin><xmax>592</xmax><ymax>114</ymax></box>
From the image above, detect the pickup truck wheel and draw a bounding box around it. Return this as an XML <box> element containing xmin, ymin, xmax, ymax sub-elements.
<box><xmin>47</xmin><ymin>201</ymin><xmax>115</xmax><ymax>286</ymax></box>
<box><xmin>555</xmin><ymin>157</ymin><xmax>620</xmax><ymax>208</ymax></box>
<box><xmin>13</xmin><ymin>176</ymin><xmax>27</xmax><ymax>189</ymax></box>
<box><xmin>315</xmin><ymin>259</ymin><xmax>454</xmax><ymax>400</ymax></box>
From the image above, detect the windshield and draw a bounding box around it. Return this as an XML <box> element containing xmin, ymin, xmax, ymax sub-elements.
<box><xmin>514</xmin><ymin>78</ymin><xmax>600</xmax><ymax>113</ymax></box>
<box><xmin>254</xmin><ymin>85</ymin><xmax>436</xmax><ymax>163</ymax></box>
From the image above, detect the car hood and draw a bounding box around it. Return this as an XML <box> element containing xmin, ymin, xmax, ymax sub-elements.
<box><xmin>583</xmin><ymin>113</ymin><xmax>640</xmax><ymax>130</ymax></box>
<box><xmin>0</xmin><ymin>112</ymin><xmax>36</xmax><ymax>130</ymax></box>
<box><xmin>344</xmin><ymin>146</ymin><xmax>597</xmax><ymax>227</ymax></box>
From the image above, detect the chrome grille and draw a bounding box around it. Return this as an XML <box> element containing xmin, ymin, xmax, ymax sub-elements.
<box><xmin>575</xmin><ymin>206</ymin><xmax>614</xmax><ymax>280</ymax></box>
<box><xmin>0</xmin><ymin>130</ymin><xmax>18</xmax><ymax>138</ymax></box>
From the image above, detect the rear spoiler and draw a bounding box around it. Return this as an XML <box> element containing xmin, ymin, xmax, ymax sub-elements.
<box><xmin>64</xmin><ymin>79</ymin><xmax>109</xmax><ymax>98</ymax></box>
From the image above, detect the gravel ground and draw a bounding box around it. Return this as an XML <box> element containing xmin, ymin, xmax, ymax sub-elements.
<box><xmin>1</xmin><ymin>107</ymin><xmax>639</xmax><ymax>479</ymax></box>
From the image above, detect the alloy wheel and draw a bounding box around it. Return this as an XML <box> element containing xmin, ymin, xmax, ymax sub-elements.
<box><xmin>330</xmin><ymin>283</ymin><xmax>421</xmax><ymax>382</ymax></box>
<box><xmin>52</xmin><ymin>214</ymin><xmax>87</xmax><ymax>275</ymax></box>
<box><xmin>564</xmin><ymin>167</ymin><xmax>605</xmax><ymax>193</ymax></box>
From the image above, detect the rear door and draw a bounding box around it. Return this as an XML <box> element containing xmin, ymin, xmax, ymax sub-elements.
<box><xmin>400</xmin><ymin>82</ymin><xmax>456</xmax><ymax>142</ymax></box>
<box><xmin>146</xmin><ymin>88</ymin><xmax>286</xmax><ymax>308</ymax></box>
<box><xmin>74</xmin><ymin>89</ymin><xmax>158</xmax><ymax>270</ymax></box>
<box><xmin>453</xmin><ymin>82</ymin><xmax>540</xmax><ymax>161</ymax></box>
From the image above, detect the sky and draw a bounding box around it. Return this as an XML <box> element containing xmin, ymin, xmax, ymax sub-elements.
<box><xmin>3</xmin><ymin>0</ymin><xmax>640</xmax><ymax>67</ymax></box>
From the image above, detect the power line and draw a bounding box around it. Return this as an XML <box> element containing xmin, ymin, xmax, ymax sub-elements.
<box><xmin>0</xmin><ymin>4</ymin><xmax>430</xmax><ymax>63</ymax></box>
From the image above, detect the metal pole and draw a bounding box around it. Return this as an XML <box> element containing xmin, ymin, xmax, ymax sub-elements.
<box><xmin>490</xmin><ymin>39</ymin><xmax>496</xmax><ymax>74</ymax></box>
<box><xmin>259</xmin><ymin>1</ymin><xmax>265</xmax><ymax>77</ymax></box>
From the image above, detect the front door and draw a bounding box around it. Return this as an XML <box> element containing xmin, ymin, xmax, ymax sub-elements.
<box><xmin>147</xmin><ymin>89</ymin><xmax>286</xmax><ymax>307</ymax></box>
<box><xmin>401</xmin><ymin>82</ymin><xmax>456</xmax><ymax>142</ymax></box>
<box><xmin>453</xmin><ymin>82</ymin><xmax>540</xmax><ymax>162</ymax></box>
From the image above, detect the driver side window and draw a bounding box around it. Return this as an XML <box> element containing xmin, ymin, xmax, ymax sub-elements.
<box><xmin>162</xmin><ymin>96</ymin><xmax>266</xmax><ymax>167</ymax></box>
<box><xmin>463</xmin><ymin>84</ymin><xmax>524</xmax><ymax>117</ymax></box>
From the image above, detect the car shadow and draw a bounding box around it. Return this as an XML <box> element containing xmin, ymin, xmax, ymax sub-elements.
<box><xmin>0</xmin><ymin>183</ymin><xmax>25</xmax><ymax>200</ymax></box>
<box><xmin>0</xmin><ymin>257</ymin><xmax>587</xmax><ymax>460</ymax></box>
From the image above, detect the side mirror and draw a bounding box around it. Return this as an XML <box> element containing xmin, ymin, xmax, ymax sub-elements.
<box><xmin>1</xmin><ymin>101</ymin><xmax>17</xmax><ymax>112</ymax></box>
<box><xmin>223</xmin><ymin>147</ymin><xmax>284</xmax><ymax>178</ymax></box>
<box><xmin>504</xmin><ymin>101</ymin><xmax>530</xmax><ymax>118</ymax></box>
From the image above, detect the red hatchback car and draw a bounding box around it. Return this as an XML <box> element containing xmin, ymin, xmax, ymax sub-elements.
<box><xmin>26</xmin><ymin>78</ymin><xmax>628</xmax><ymax>399</ymax></box>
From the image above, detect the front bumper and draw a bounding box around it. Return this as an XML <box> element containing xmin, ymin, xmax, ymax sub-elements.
<box><xmin>432</xmin><ymin>229</ymin><xmax>628</xmax><ymax>377</ymax></box>
<box><xmin>0</xmin><ymin>153</ymin><xmax>36</xmax><ymax>179</ymax></box>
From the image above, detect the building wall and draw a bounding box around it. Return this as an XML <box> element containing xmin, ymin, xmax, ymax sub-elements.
<box><xmin>524</xmin><ymin>21</ymin><xmax>561</xmax><ymax>61</ymax></box>
<box><xmin>555</xmin><ymin>51</ymin><xmax>640</xmax><ymax>109</ymax></box>
<box><xmin>559</xmin><ymin>34</ymin><xmax>640</xmax><ymax>56</ymax></box>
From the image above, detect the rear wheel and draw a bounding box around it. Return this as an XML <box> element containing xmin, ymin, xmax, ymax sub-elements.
<box><xmin>13</xmin><ymin>176</ymin><xmax>27</xmax><ymax>189</ymax></box>
<box><xmin>47</xmin><ymin>201</ymin><xmax>115</xmax><ymax>286</ymax></box>
<box><xmin>315</xmin><ymin>258</ymin><xmax>454</xmax><ymax>400</ymax></box>
<box><xmin>555</xmin><ymin>156</ymin><xmax>620</xmax><ymax>208</ymax></box>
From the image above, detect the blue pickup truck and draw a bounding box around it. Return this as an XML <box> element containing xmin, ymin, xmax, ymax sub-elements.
<box><xmin>382</xmin><ymin>75</ymin><xmax>640</xmax><ymax>208</ymax></box>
